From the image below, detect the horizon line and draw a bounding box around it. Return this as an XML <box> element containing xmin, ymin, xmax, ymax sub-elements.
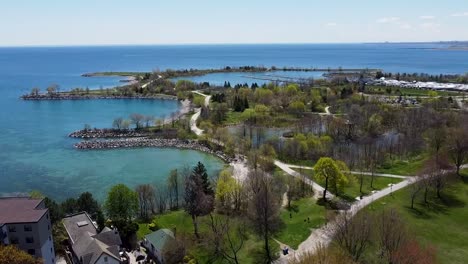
<box><xmin>0</xmin><ymin>40</ymin><xmax>467</xmax><ymax>48</ymax></box>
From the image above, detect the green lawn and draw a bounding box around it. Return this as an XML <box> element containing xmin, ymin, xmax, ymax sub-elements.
<box><xmin>276</xmin><ymin>197</ymin><xmax>326</xmax><ymax>249</ymax></box>
<box><xmin>365</xmin><ymin>170</ymin><xmax>468</xmax><ymax>264</ymax></box>
<box><xmin>224</xmin><ymin>110</ymin><xmax>244</xmax><ymax>125</ymax></box>
<box><xmin>137</xmin><ymin>210</ymin><xmax>279</xmax><ymax>263</ymax></box>
<box><xmin>376</xmin><ymin>154</ymin><xmax>428</xmax><ymax>176</ymax></box>
<box><xmin>300</xmin><ymin>169</ymin><xmax>403</xmax><ymax>201</ymax></box>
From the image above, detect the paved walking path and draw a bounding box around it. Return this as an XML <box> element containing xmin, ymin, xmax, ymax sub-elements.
<box><xmin>273</xmin><ymin>161</ymin><xmax>417</xmax><ymax>263</ymax></box>
<box><xmin>274</xmin><ymin>160</ymin><xmax>334</xmax><ymax>200</ymax></box>
<box><xmin>190</xmin><ymin>91</ymin><xmax>211</xmax><ymax>136</ymax></box>
<box><xmin>283</xmin><ymin>163</ymin><xmax>409</xmax><ymax>179</ymax></box>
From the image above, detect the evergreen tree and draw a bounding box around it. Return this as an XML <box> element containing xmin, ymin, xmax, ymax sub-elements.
<box><xmin>192</xmin><ymin>162</ymin><xmax>213</xmax><ymax>196</ymax></box>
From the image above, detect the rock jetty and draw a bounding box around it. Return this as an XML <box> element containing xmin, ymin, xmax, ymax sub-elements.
<box><xmin>69</xmin><ymin>129</ymin><xmax>151</xmax><ymax>138</ymax></box>
<box><xmin>74</xmin><ymin>138</ymin><xmax>232</xmax><ymax>162</ymax></box>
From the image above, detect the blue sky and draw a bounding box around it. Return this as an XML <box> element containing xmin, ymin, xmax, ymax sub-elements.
<box><xmin>1</xmin><ymin>0</ymin><xmax>467</xmax><ymax>46</ymax></box>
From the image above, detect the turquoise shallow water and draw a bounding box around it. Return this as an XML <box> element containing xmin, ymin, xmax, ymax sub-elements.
<box><xmin>0</xmin><ymin>44</ymin><xmax>467</xmax><ymax>200</ymax></box>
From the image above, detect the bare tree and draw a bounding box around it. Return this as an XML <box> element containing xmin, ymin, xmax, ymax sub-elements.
<box><xmin>130</xmin><ymin>113</ymin><xmax>145</xmax><ymax>129</ymax></box>
<box><xmin>135</xmin><ymin>184</ymin><xmax>155</xmax><ymax>220</ymax></box>
<box><xmin>333</xmin><ymin>211</ymin><xmax>372</xmax><ymax>262</ymax></box>
<box><xmin>112</xmin><ymin>117</ymin><xmax>124</xmax><ymax>130</ymax></box>
<box><xmin>204</xmin><ymin>214</ymin><xmax>246</xmax><ymax>264</ymax></box>
<box><xmin>167</xmin><ymin>169</ymin><xmax>179</xmax><ymax>210</ymax></box>
<box><xmin>377</xmin><ymin>209</ymin><xmax>408</xmax><ymax>261</ymax></box>
<box><xmin>447</xmin><ymin>127</ymin><xmax>468</xmax><ymax>176</ymax></box>
<box><xmin>247</xmin><ymin>170</ymin><xmax>282</xmax><ymax>263</ymax></box>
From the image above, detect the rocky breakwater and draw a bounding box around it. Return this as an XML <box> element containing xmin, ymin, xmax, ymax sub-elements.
<box><xmin>69</xmin><ymin>129</ymin><xmax>151</xmax><ymax>139</ymax></box>
<box><xmin>74</xmin><ymin>138</ymin><xmax>232</xmax><ymax>163</ymax></box>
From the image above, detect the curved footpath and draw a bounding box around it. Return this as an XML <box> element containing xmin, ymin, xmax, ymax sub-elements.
<box><xmin>190</xmin><ymin>91</ymin><xmax>211</xmax><ymax>136</ymax></box>
<box><xmin>274</xmin><ymin>161</ymin><xmax>414</xmax><ymax>263</ymax></box>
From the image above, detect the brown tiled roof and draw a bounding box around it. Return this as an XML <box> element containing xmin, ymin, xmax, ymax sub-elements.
<box><xmin>0</xmin><ymin>197</ymin><xmax>47</xmax><ymax>224</ymax></box>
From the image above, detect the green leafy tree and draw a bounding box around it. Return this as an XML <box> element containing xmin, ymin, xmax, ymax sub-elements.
<box><xmin>76</xmin><ymin>192</ymin><xmax>100</xmax><ymax>217</ymax></box>
<box><xmin>215</xmin><ymin>169</ymin><xmax>241</xmax><ymax>214</ymax></box>
<box><xmin>104</xmin><ymin>184</ymin><xmax>139</xmax><ymax>222</ymax></box>
<box><xmin>314</xmin><ymin>157</ymin><xmax>348</xmax><ymax>200</ymax></box>
<box><xmin>0</xmin><ymin>245</ymin><xmax>43</xmax><ymax>264</ymax></box>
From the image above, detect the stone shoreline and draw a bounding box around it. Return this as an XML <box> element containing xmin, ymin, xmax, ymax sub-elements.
<box><xmin>74</xmin><ymin>138</ymin><xmax>232</xmax><ymax>162</ymax></box>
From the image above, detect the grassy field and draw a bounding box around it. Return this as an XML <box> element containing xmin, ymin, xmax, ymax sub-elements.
<box><xmin>275</xmin><ymin>197</ymin><xmax>326</xmax><ymax>249</ymax></box>
<box><xmin>376</xmin><ymin>154</ymin><xmax>428</xmax><ymax>176</ymax></box>
<box><xmin>137</xmin><ymin>210</ymin><xmax>279</xmax><ymax>263</ymax></box>
<box><xmin>365</xmin><ymin>169</ymin><xmax>468</xmax><ymax>264</ymax></box>
<box><xmin>299</xmin><ymin>169</ymin><xmax>403</xmax><ymax>201</ymax></box>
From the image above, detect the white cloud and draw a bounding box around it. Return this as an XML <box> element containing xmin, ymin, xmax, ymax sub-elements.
<box><xmin>325</xmin><ymin>22</ymin><xmax>337</xmax><ymax>26</ymax></box>
<box><xmin>419</xmin><ymin>15</ymin><xmax>435</xmax><ymax>20</ymax></box>
<box><xmin>451</xmin><ymin>12</ymin><xmax>468</xmax><ymax>17</ymax></box>
<box><xmin>377</xmin><ymin>17</ymin><xmax>400</xmax><ymax>23</ymax></box>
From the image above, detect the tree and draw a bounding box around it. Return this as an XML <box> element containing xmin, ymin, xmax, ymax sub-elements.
<box><xmin>112</xmin><ymin>117</ymin><xmax>124</xmax><ymax>130</ymax></box>
<box><xmin>424</xmin><ymin>127</ymin><xmax>447</xmax><ymax>165</ymax></box>
<box><xmin>135</xmin><ymin>184</ymin><xmax>155</xmax><ymax>220</ymax></box>
<box><xmin>143</xmin><ymin>115</ymin><xmax>154</xmax><ymax>128</ymax></box>
<box><xmin>30</xmin><ymin>87</ymin><xmax>40</xmax><ymax>96</ymax></box>
<box><xmin>96</xmin><ymin>210</ymin><xmax>106</xmax><ymax>232</ymax></box>
<box><xmin>215</xmin><ymin>169</ymin><xmax>241</xmax><ymax>214</ymax></box>
<box><xmin>43</xmin><ymin>197</ymin><xmax>62</xmax><ymax>224</ymax></box>
<box><xmin>130</xmin><ymin>113</ymin><xmax>145</xmax><ymax>129</ymax></box>
<box><xmin>314</xmin><ymin>157</ymin><xmax>348</xmax><ymax>200</ymax></box>
<box><xmin>184</xmin><ymin>167</ymin><xmax>214</xmax><ymax>239</ymax></box>
<box><xmin>205</xmin><ymin>214</ymin><xmax>246</xmax><ymax>264</ymax></box>
<box><xmin>46</xmin><ymin>84</ymin><xmax>58</xmax><ymax>95</ymax></box>
<box><xmin>76</xmin><ymin>192</ymin><xmax>100</xmax><ymax>217</ymax></box>
<box><xmin>333</xmin><ymin>211</ymin><xmax>372</xmax><ymax>262</ymax></box>
<box><xmin>61</xmin><ymin>198</ymin><xmax>78</xmax><ymax>215</ymax></box>
<box><xmin>288</xmin><ymin>101</ymin><xmax>306</xmax><ymax>117</ymax></box>
<box><xmin>447</xmin><ymin>127</ymin><xmax>468</xmax><ymax>176</ymax></box>
<box><xmin>192</xmin><ymin>162</ymin><xmax>213</xmax><ymax>196</ymax></box>
<box><xmin>167</xmin><ymin>169</ymin><xmax>180</xmax><ymax>210</ymax></box>
<box><xmin>105</xmin><ymin>184</ymin><xmax>139</xmax><ymax>222</ymax></box>
<box><xmin>0</xmin><ymin>245</ymin><xmax>43</xmax><ymax>264</ymax></box>
<box><xmin>377</xmin><ymin>209</ymin><xmax>408</xmax><ymax>261</ymax></box>
<box><xmin>390</xmin><ymin>240</ymin><xmax>437</xmax><ymax>264</ymax></box>
<box><xmin>247</xmin><ymin>170</ymin><xmax>282</xmax><ymax>263</ymax></box>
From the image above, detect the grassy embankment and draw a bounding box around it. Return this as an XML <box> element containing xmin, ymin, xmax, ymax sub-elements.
<box><xmin>363</xmin><ymin>169</ymin><xmax>468</xmax><ymax>264</ymax></box>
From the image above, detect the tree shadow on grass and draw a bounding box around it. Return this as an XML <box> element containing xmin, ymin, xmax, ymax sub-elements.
<box><xmin>285</xmin><ymin>204</ymin><xmax>299</xmax><ymax>213</ymax></box>
<box><xmin>405</xmin><ymin>206</ymin><xmax>432</xmax><ymax>220</ymax></box>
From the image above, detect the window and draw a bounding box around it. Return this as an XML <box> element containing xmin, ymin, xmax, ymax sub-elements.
<box><xmin>27</xmin><ymin>249</ymin><xmax>35</xmax><ymax>255</ymax></box>
<box><xmin>24</xmin><ymin>225</ymin><xmax>32</xmax><ymax>232</ymax></box>
<box><xmin>8</xmin><ymin>226</ymin><xmax>16</xmax><ymax>232</ymax></box>
<box><xmin>48</xmin><ymin>224</ymin><xmax>50</xmax><ymax>230</ymax></box>
<box><xmin>51</xmin><ymin>247</ymin><xmax>53</xmax><ymax>253</ymax></box>
<box><xmin>26</xmin><ymin>236</ymin><xmax>34</xmax><ymax>243</ymax></box>
<box><xmin>10</xmin><ymin>237</ymin><xmax>19</xmax><ymax>244</ymax></box>
<box><xmin>104</xmin><ymin>256</ymin><xmax>108</xmax><ymax>262</ymax></box>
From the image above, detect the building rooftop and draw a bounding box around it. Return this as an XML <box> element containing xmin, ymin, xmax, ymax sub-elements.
<box><xmin>63</xmin><ymin>212</ymin><xmax>122</xmax><ymax>264</ymax></box>
<box><xmin>145</xmin><ymin>229</ymin><xmax>175</xmax><ymax>252</ymax></box>
<box><xmin>0</xmin><ymin>197</ymin><xmax>47</xmax><ymax>225</ymax></box>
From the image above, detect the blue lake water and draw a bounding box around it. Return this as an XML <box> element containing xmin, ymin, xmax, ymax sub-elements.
<box><xmin>0</xmin><ymin>44</ymin><xmax>467</xmax><ymax>201</ymax></box>
<box><xmin>171</xmin><ymin>71</ymin><xmax>326</xmax><ymax>86</ymax></box>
